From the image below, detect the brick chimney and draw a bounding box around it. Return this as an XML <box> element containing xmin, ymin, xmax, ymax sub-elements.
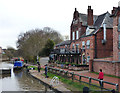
<box><xmin>73</xmin><ymin>8</ymin><xmax>79</xmax><ymax>20</ymax></box>
<box><xmin>111</xmin><ymin>7</ymin><xmax>117</xmax><ymax>15</ymax></box>
<box><xmin>87</xmin><ymin>6</ymin><xmax>93</xmax><ymax>26</ymax></box>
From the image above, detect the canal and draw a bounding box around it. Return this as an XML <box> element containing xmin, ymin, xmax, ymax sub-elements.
<box><xmin>0</xmin><ymin>62</ymin><xmax>53</xmax><ymax>92</ymax></box>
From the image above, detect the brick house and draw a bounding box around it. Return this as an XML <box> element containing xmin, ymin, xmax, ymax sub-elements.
<box><xmin>111</xmin><ymin>6</ymin><xmax>120</xmax><ymax>61</ymax></box>
<box><xmin>53</xmin><ymin>6</ymin><xmax>113</xmax><ymax>65</ymax></box>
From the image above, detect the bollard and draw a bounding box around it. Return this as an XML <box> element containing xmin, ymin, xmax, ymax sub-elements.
<box><xmin>116</xmin><ymin>84</ymin><xmax>119</xmax><ymax>92</ymax></box>
<box><xmin>83</xmin><ymin>87</ymin><xmax>89</xmax><ymax>93</ymax></box>
<box><xmin>72</xmin><ymin>72</ymin><xmax>74</xmax><ymax>82</ymax></box>
<box><xmin>79</xmin><ymin>75</ymin><xmax>81</xmax><ymax>82</ymax></box>
<box><xmin>89</xmin><ymin>77</ymin><xmax>91</xmax><ymax>87</ymax></box>
<box><xmin>66</xmin><ymin>71</ymin><xmax>68</xmax><ymax>77</ymax></box>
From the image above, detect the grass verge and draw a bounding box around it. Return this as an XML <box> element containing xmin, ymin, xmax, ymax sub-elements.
<box><xmin>91</xmin><ymin>72</ymin><xmax>120</xmax><ymax>79</ymax></box>
<box><xmin>28</xmin><ymin>65</ymin><xmax>118</xmax><ymax>92</ymax></box>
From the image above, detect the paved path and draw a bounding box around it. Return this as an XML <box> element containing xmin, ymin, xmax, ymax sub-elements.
<box><xmin>29</xmin><ymin>70</ymin><xmax>71</xmax><ymax>92</ymax></box>
<box><xmin>27</xmin><ymin>57</ymin><xmax>120</xmax><ymax>91</ymax></box>
<box><xmin>40</xmin><ymin>57</ymin><xmax>49</xmax><ymax>66</ymax></box>
<box><xmin>53</xmin><ymin>66</ymin><xmax>120</xmax><ymax>90</ymax></box>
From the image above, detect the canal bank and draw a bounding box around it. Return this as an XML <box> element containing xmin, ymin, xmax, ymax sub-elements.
<box><xmin>28</xmin><ymin>69</ymin><xmax>71</xmax><ymax>92</ymax></box>
<box><xmin>0</xmin><ymin>62</ymin><xmax>53</xmax><ymax>92</ymax></box>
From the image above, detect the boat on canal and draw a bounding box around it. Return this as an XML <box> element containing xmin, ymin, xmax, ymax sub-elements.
<box><xmin>13</xmin><ymin>61</ymin><xmax>23</xmax><ymax>70</ymax></box>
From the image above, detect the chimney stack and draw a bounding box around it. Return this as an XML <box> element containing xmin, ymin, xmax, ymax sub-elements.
<box><xmin>111</xmin><ymin>7</ymin><xmax>117</xmax><ymax>15</ymax></box>
<box><xmin>87</xmin><ymin>6</ymin><xmax>93</xmax><ymax>26</ymax></box>
<box><xmin>73</xmin><ymin>8</ymin><xmax>79</xmax><ymax>20</ymax></box>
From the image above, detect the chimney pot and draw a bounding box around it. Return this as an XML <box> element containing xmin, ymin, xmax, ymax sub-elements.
<box><xmin>88</xmin><ymin>6</ymin><xmax>91</xmax><ymax>9</ymax></box>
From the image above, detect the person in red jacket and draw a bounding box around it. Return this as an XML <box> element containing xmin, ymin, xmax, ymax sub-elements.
<box><xmin>98</xmin><ymin>69</ymin><xmax>104</xmax><ymax>87</ymax></box>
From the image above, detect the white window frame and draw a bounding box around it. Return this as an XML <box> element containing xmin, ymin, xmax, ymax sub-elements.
<box><xmin>87</xmin><ymin>56</ymin><xmax>90</xmax><ymax>62</ymax></box>
<box><xmin>72</xmin><ymin>32</ymin><xmax>75</xmax><ymax>40</ymax></box>
<box><xmin>86</xmin><ymin>40</ymin><xmax>90</xmax><ymax>49</ymax></box>
<box><xmin>82</xmin><ymin>41</ymin><xmax>85</xmax><ymax>49</ymax></box>
<box><xmin>76</xmin><ymin>30</ymin><xmax>79</xmax><ymax>40</ymax></box>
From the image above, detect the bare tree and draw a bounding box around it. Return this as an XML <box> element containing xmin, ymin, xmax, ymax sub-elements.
<box><xmin>17</xmin><ymin>27</ymin><xmax>63</xmax><ymax>61</ymax></box>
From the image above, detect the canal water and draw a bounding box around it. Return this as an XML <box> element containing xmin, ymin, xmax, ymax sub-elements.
<box><xmin>0</xmin><ymin>62</ymin><xmax>52</xmax><ymax>92</ymax></box>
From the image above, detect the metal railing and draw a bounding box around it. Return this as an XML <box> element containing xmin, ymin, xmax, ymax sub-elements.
<box><xmin>53</xmin><ymin>48</ymin><xmax>82</xmax><ymax>54</ymax></box>
<box><xmin>48</xmin><ymin>67</ymin><xmax>119</xmax><ymax>92</ymax></box>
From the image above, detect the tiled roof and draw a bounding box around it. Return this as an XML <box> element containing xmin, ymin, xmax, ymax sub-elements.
<box><xmin>111</xmin><ymin>7</ymin><xmax>120</xmax><ymax>17</ymax></box>
<box><xmin>55</xmin><ymin>40</ymin><xmax>71</xmax><ymax>47</ymax></box>
<box><xmin>79</xmin><ymin>13</ymin><xmax>98</xmax><ymax>26</ymax></box>
<box><xmin>80</xmin><ymin>12</ymin><xmax>113</xmax><ymax>37</ymax></box>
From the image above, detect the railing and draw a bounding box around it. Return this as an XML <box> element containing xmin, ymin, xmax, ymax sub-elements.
<box><xmin>53</xmin><ymin>48</ymin><xmax>82</xmax><ymax>54</ymax></box>
<box><xmin>48</xmin><ymin>67</ymin><xmax>119</xmax><ymax>92</ymax></box>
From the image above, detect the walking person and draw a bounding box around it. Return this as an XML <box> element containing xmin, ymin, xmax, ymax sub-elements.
<box><xmin>38</xmin><ymin>64</ymin><xmax>41</xmax><ymax>72</ymax></box>
<box><xmin>45</xmin><ymin>64</ymin><xmax>48</xmax><ymax>78</ymax></box>
<box><xmin>98</xmin><ymin>69</ymin><xmax>104</xmax><ymax>87</ymax></box>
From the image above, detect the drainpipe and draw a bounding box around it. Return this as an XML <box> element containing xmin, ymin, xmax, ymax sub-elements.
<box><xmin>94</xmin><ymin>34</ymin><xmax>97</xmax><ymax>58</ymax></box>
<box><xmin>103</xmin><ymin>23</ymin><xmax>106</xmax><ymax>41</ymax></box>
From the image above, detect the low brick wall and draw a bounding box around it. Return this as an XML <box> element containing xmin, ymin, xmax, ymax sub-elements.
<box><xmin>57</xmin><ymin>64</ymin><xmax>89</xmax><ymax>71</ymax></box>
<box><xmin>94</xmin><ymin>57</ymin><xmax>113</xmax><ymax>61</ymax></box>
<box><xmin>89</xmin><ymin>59</ymin><xmax>120</xmax><ymax>77</ymax></box>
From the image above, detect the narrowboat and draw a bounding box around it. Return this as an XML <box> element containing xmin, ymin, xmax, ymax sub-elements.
<box><xmin>13</xmin><ymin>61</ymin><xmax>23</xmax><ymax>70</ymax></box>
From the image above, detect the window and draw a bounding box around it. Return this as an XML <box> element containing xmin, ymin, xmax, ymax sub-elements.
<box><xmin>118</xmin><ymin>35</ymin><xmax>120</xmax><ymax>49</ymax></box>
<box><xmin>82</xmin><ymin>41</ymin><xmax>85</xmax><ymax>49</ymax></box>
<box><xmin>72</xmin><ymin>32</ymin><xmax>75</xmax><ymax>40</ymax></box>
<box><xmin>86</xmin><ymin>40</ymin><xmax>90</xmax><ymax>49</ymax></box>
<box><xmin>76</xmin><ymin>31</ymin><xmax>79</xmax><ymax>39</ymax></box>
<box><xmin>72</xmin><ymin>44</ymin><xmax>75</xmax><ymax>52</ymax></box>
<box><xmin>119</xmin><ymin>17</ymin><xmax>120</xmax><ymax>24</ymax></box>
<box><xmin>65</xmin><ymin>45</ymin><xmax>67</xmax><ymax>48</ymax></box>
<box><xmin>87</xmin><ymin>56</ymin><xmax>90</xmax><ymax>62</ymax></box>
<box><xmin>119</xmin><ymin>52</ymin><xmax>120</xmax><ymax>61</ymax></box>
<box><xmin>76</xmin><ymin>44</ymin><xmax>79</xmax><ymax>53</ymax></box>
<box><xmin>60</xmin><ymin>48</ymin><xmax>65</xmax><ymax>53</ymax></box>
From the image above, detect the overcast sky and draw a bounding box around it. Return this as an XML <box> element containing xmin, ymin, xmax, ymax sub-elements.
<box><xmin>0</xmin><ymin>0</ymin><xmax>119</xmax><ymax>49</ymax></box>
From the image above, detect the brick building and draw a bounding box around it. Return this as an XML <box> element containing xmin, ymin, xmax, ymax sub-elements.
<box><xmin>111</xmin><ymin>6</ymin><xmax>120</xmax><ymax>61</ymax></box>
<box><xmin>0</xmin><ymin>47</ymin><xmax>2</xmax><ymax>62</ymax></box>
<box><xmin>53</xmin><ymin>6</ymin><xmax>113</xmax><ymax>65</ymax></box>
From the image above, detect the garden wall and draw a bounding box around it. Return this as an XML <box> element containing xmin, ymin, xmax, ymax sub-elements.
<box><xmin>89</xmin><ymin>59</ymin><xmax>120</xmax><ymax>77</ymax></box>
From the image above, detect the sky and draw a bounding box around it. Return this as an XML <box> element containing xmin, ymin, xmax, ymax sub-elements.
<box><xmin>0</xmin><ymin>0</ymin><xmax>120</xmax><ymax>49</ymax></box>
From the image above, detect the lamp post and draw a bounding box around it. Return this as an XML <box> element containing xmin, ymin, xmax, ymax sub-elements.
<box><xmin>37</xmin><ymin>55</ymin><xmax>39</xmax><ymax>65</ymax></box>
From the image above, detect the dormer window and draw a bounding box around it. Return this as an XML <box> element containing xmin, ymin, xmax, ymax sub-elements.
<box><xmin>86</xmin><ymin>26</ymin><xmax>94</xmax><ymax>35</ymax></box>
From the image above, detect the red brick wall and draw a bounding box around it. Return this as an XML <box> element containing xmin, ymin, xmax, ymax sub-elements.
<box><xmin>113</xmin><ymin>16</ymin><xmax>120</xmax><ymax>61</ymax></box>
<box><xmin>91</xmin><ymin>59</ymin><xmax>120</xmax><ymax>77</ymax></box>
<box><xmin>94</xmin><ymin>57</ymin><xmax>113</xmax><ymax>61</ymax></box>
<box><xmin>81</xmin><ymin>35</ymin><xmax>95</xmax><ymax>60</ymax></box>
<box><xmin>96</xmin><ymin>28</ymin><xmax>113</xmax><ymax>58</ymax></box>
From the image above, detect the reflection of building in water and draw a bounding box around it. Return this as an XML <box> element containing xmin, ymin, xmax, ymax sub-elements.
<box><xmin>2</xmin><ymin>74</ymin><xmax>11</xmax><ymax>78</ymax></box>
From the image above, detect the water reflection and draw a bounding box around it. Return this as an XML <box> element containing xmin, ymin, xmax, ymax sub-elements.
<box><xmin>0</xmin><ymin>62</ymin><xmax>52</xmax><ymax>92</ymax></box>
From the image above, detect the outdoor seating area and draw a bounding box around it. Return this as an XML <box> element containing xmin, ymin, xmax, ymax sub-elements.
<box><xmin>48</xmin><ymin>60</ymin><xmax>89</xmax><ymax>71</ymax></box>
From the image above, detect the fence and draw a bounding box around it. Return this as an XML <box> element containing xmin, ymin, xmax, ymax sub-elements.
<box><xmin>48</xmin><ymin>67</ymin><xmax>119</xmax><ymax>92</ymax></box>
